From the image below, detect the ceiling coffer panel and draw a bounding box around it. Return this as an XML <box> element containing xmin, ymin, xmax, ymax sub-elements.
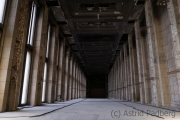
<box><xmin>54</xmin><ymin>0</ymin><xmax>145</xmax><ymax>77</ymax></box>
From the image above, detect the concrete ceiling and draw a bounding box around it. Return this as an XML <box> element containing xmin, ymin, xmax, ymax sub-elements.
<box><xmin>46</xmin><ymin>0</ymin><xmax>145</xmax><ymax>78</ymax></box>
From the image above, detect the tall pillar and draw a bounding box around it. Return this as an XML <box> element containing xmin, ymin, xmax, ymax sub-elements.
<box><xmin>117</xmin><ymin>56</ymin><xmax>120</xmax><ymax>99</ymax></box>
<box><xmin>128</xmin><ymin>34</ymin><xmax>134</xmax><ymax>101</ymax></box>
<box><xmin>114</xmin><ymin>62</ymin><xmax>116</xmax><ymax>98</ymax></box>
<box><xmin>75</xmin><ymin>64</ymin><xmax>78</xmax><ymax>99</ymax></box>
<box><xmin>58</xmin><ymin>39</ymin><xmax>65</xmax><ymax>101</ymax></box>
<box><xmin>115</xmin><ymin>60</ymin><xmax>118</xmax><ymax>99</ymax></box>
<box><xmin>128</xmin><ymin>33</ymin><xmax>141</xmax><ymax>102</ymax></box>
<box><xmin>144</xmin><ymin>0</ymin><xmax>170</xmax><ymax>106</ymax></box>
<box><xmin>77</xmin><ymin>68</ymin><xmax>79</xmax><ymax>98</ymax></box>
<box><xmin>126</xmin><ymin>43</ymin><xmax>131</xmax><ymax>101</ymax></box>
<box><xmin>124</xmin><ymin>44</ymin><xmax>128</xmax><ymax>100</ymax></box>
<box><xmin>166</xmin><ymin>0</ymin><xmax>180</xmax><ymax>106</ymax></box>
<box><xmin>78</xmin><ymin>67</ymin><xmax>80</xmax><ymax>98</ymax></box>
<box><xmin>112</xmin><ymin>65</ymin><xmax>115</xmax><ymax>98</ymax></box>
<box><xmin>134</xmin><ymin>21</ymin><xmax>146</xmax><ymax>104</ymax></box>
<box><xmin>61</xmin><ymin>47</ymin><xmax>70</xmax><ymax>101</ymax></box>
<box><xmin>46</xmin><ymin>27</ymin><xmax>58</xmax><ymax>103</ymax></box>
<box><xmin>29</xmin><ymin>6</ymin><xmax>49</xmax><ymax>106</ymax></box>
<box><xmin>72</xmin><ymin>59</ymin><xmax>76</xmax><ymax>99</ymax></box>
<box><xmin>64</xmin><ymin>48</ymin><xmax>70</xmax><ymax>101</ymax></box>
<box><xmin>68</xmin><ymin>55</ymin><xmax>73</xmax><ymax>100</ymax></box>
<box><xmin>80</xmin><ymin>72</ymin><xmax>82</xmax><ymax>98</ymax></box>
<box><xmin>119</xmin><ymin>51</ymin><xmax>123</xmax><ymax>99</ymax></box>
<box><xmin>0</xmin><ymin>0</ymin><xmax>30</xmax><ymax>111</ymax></box>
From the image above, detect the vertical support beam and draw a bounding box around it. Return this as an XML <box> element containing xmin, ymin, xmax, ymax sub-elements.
<box><xmin>0</xmin><ymin>0</ymin><xmax>30</xmax><ymax>111</ymax></box>
<box><xmin>46</xmin><ymin>27</ymin><xmax>58</xmax><ymax>103</ymax></box>
<box><xmin>72</xmin><ymin>59</ymin><xmax>76</xmax><ymax>99</ymax></box>
<box><xmin>117</xmin><ymin>56</ymin><xmax>120</xmax><ymax>99</ymax></box>
<box><xmin>29</xmin><ymin>6</ymin><xmax>49</xmax><ymax>106</ymax></box>
<box><xmin>113</xmin><ymin>65</ymin><xmax>115</xmax><ymax>98</ymax></box>
<box><xmin>132</xmin><ymin>34</ymin><xmax>140</xmax><ymax>102</ymax></box>
<box><xmin>68</xmin><ymin>55</ymin><xmax>73</xmax><ymax>100</ymax></box>
<box><xmin>75</xmin><ymin>64</ymin><xmax>78</xmax><ymax>99</ymax></box>
<box><xmin>128</xmin><ymin>34</ymin><xmax>135</xmax><ymax>102</ymax></box>
<box><xmin>63</xmin><ymin>48</ymin><xmax>70</xmax><ymax>101</ymax></box>
<box><xmin>119</xmin><ymin>51</ymin><xmax>123</xmax><ymax>99</ymax></box>
<box><xmin>59</xmin><ymin>39</ymin><xmax>65</xmax><ymax>102</ymax></box>
<box><xmin>124</xmin><ymin>44</ymin><xmax>128</xmax><ymax>100</ymax></box>
<box><xmin>166</xmin><ymin>0</ymin><xmax>180</xmax><ymax>106</ymax></box>
<box><xmin>116</xmin><ymin>60</ymin><xmax>118</xmax><ymax>99</ymax></box>
<box><xmin>135</xmin><ymin>21</ymin><xmax>145</xmax><ymax>104</ymax></box>
<box><xmin>58</xmin><ymin>39</ymin><xmax>65</xmax><ymax>101</ymax></box>
<box><xmin>144</xmin><ymin>0</ymin><xmax>168</xmax><ymax>106</ymax></box>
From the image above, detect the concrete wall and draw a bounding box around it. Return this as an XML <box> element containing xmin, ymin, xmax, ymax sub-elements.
<box><xmin>108</xmin><ymin>0</ymin><xmax>180</xmax><ymax>110</ymax></box>
<box><xmin>0</xmin><ymin>0</ymin><xmax>87</xmax><ymax>112</ymax></box>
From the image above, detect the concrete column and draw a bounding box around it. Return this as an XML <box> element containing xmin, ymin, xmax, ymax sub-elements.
<box><xmin>84</xmin><ymin>75</ymin><xmax>86</xmax><ymax>98</ymax></box>
<box><xmin>128</xmin><ymin>34</ymin><xmax>135</xmax><ymax>101</ymax></box>
<box><xmin>128</xmin><ymin>33</ymin><xmax>140</xmax><ymax>102</ymax></box>
<box><xmin>123</xmin><ymin>50</ymin><xmax>126</xmax><ymax>100</ymax></box>
<box><xmin>29</xmin><ymin>6</ymin><xmax>49</xmax><ymax>106</ymax></box>
<box><xmin>80</xmin><ymin>72</ymin><xmax>82</xmax><ymax>98</ymax></box>
<box><xmin>119</xmin><ymin>52</ymin><xmax>123</xmax><ymax>99</ymax></box>
<box><xmin>68</xmin><ymin>55</ymin><xmax>73</xmax><ymax>100</ymax></box>
<box><xmin>114</xmin><ymin>61</ymin><xmax>116</xmax><ymax>98</ymax></box>
<box><xmin>72</xmin><ymin>59</ymin><xmax>76</xmax><ymax>99</ymax></box>
<box><xmin>63</xmin><ymin>48</ymin><xmax>70</xmax><ymax>101</ymax></box>
<box><xmin>109</xmin><ymin>71</ymin><xmax>111</xmax><ymax>98</ymax></box>
<box><xmin>82</xmin><ymin>74</ymin><xmax>84</xmax><ymax>98</ymax></box>
<box><xmin>134</xmin><ymin>21</ymin><xmax>146</xmax><ymax>104</ymax></box>
<box><xmin>77</xmin><ymin>68</ymin><xmax>79</xmax><ymax>98</ymax></box>
<box><xmin>83</xmin><ymin>74</ymin><xmax>86</xmax><ymax>98</ymax></box>
<box><xmin>166</xmin><ymin>0</ymin><xmax>180</xmax><ymax>106</ymax></box>
<box><xmin>56</xmin><ymin>41</ymin><xmax>62</xmax><ymax>99</ymax></box>
<box><xmin>124</xmin><ymin>44</ymin><xmax>128</xmax><ymax>100</ymax></box>
<box><xmin>58</xmin><ymin>39</ymin><xmax>65</xmax><ymax>101</ymax></box>
<box><xmin>75</xmin><ymin>64</ymin><xmax>78</xmax><ymax>99</ymax></box>
<box><xmin>112</xmin><ymin>65</ymin><xmax>115</xmax><ymax>98</ymax></box>
<box><xmin>78</xmin><ymin>67</ymin><xmax>80</xmax><ymax>98</ymax></box>
<box><xmin>144</xmin><ymin>0</ymin><xmax>169</xmax><ymax>106</ymax></box>
<box><xmin>121</xmin><ymin>51</ymin><xmax>124</xmax><ymax>100</ymax></box>
<box><xmin>116</xmin><ymin>60</ymin><xmax>118</xmax><ymax>99</ymax></box>
<box><xmin>117</xmin><ymin>59</ymin><xmax>119</xmax><ymax>99</ymax></box>
<box><xmin>0</xmin><ymin>0</ymin><xmax>30</xmax><ymax>111</ymax></box>
<box><xmin>79</xmin><ymin>69</ymin><xmax>81</xmax><ymax>98</ymax></box>
<box><xmin>111</xmin><ymin>67</ymin><xmax>113</xmax><ymax>98</ymax></box>
<box><xmin>46</xmin><ymin>27</ymin><xmax>58</xmax><ymax>103</ymax></box>
<box><xmin>126</xmin><ymin>44</ymin><xmax>131</xmax><ymax>101</ymax></box>
<box><xmin>75</xmin><ymin>66</ymin><xmax>78</xmax><ymax>98</ymax></box>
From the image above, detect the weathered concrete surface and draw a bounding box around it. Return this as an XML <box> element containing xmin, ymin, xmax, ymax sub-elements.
<box><xmin>0</xmin><ymin>99</ymin><xmax>180</xmax><ymax>120</ymax></box>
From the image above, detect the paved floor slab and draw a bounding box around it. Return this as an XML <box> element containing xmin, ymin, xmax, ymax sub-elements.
<box><xmin>0</xmin><ymin>99</ymin><xmax>180</xmax><ymax>120</ymax></box>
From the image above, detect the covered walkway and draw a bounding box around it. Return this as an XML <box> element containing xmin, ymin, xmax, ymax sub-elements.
<box><xmin>0</xmin><ymin>99</ymin><xmax>179</xmax><ymax>120</ymax></box>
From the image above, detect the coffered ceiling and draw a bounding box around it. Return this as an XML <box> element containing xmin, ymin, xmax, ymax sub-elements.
<box><xmin>47</xmin><ymin>0</ymin><xmax>145</xmax><ymax>77</ymax></box>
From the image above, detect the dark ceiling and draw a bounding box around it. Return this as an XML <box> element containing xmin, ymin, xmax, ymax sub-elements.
<box><xmin>46</xmin><ymin>0</ymin><xmax>145</xmax><ymax>78</ymax></box>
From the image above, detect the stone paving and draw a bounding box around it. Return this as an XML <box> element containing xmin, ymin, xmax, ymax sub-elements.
<box><xmin>0</xmin><ymin>99</ymin><xmax>180</xmax><ymax>120</ymax></box>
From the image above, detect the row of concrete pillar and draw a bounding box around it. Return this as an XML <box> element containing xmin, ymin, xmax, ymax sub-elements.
<box><xmin>0</xmin><ymin>0</ymin><xmax>86</xmax><ymax>112</ymax></box>
<box><xmin>108</xmin><ymin>0</ymin><xmax>180</xmax><ymax>109</ymax></box>
<box><xmin>60</xmin><ymin>45</ymin><xmax>86</xmax><ymax>102</ymax></box>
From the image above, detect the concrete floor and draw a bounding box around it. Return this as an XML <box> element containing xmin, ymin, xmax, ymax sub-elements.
<box><xmin>0</xmin><ymin>99</ymin><xmax>180</xmax><ymax>120</ymax></box>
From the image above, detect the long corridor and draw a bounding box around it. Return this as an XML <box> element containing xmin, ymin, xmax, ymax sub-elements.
<box><xmin>0</xmin><ymin>99</ymin><xmax>179</xmax><ymax>120</ymax></box>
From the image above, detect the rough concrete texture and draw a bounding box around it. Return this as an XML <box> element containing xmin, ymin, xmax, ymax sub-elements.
<box><xmin>0</xmin><ymin>99</ymin><xmax>179</xmax><ymax>120</ymax></box>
